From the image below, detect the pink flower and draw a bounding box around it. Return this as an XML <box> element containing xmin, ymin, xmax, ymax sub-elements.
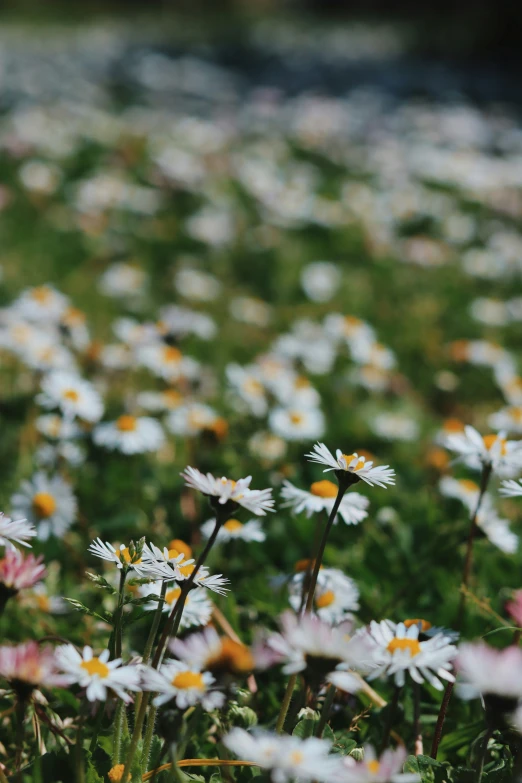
<box><xmin>0</xmin><ymin>641</ymin><xmax>66</xmax><ymax>691</ymax></box>
<box><xmin>506</xmin><ymin>591</ymin><xmax>522</xmax><ymax>627</ymax></box>
<box><xmin>0</xmin><ymin>548</ymin><xmax>46</xmax><ymax>593</ymax></box>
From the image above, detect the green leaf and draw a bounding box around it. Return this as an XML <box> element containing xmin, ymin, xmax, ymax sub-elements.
<box><xmin>292</xmin><ymin>718</ymin><xmax>335</xmax><ymax>742</ymax></box>
<box><xmin>63</xmin><ymin>598</ymin><xmax>111</xmax><ymax>624</ymax></box>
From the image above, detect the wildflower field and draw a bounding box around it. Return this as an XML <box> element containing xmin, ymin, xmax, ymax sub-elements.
<box><xmin>2</xmin><ymin>14</ymin><xmax>522</xmax><ymax>783</ymax></box>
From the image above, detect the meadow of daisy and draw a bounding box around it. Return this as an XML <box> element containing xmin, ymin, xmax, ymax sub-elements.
<box><xmin>1</xmin><ymin>11</ymin><xmax>522</xmax><ymax>783</ymax></box>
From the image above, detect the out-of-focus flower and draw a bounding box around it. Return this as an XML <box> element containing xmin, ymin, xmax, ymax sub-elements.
<box><xmin>93</xmin><ymin>415</ymin><xmax>165</xmax><ymax>454</ymax></box>
<box><xmin>99</xmin><ymin>262</ymin><xmax>147</xmax><ymax>298</ymax></box>
<box><xmin>37</xmin><ymin>371</ymin><xmax>104</xmax><ymax>422</ymax></box>
<box><xmin>169</xmin><ymin>625</ymin><xmax>254</xmax><ymax>676</ymax></box>
<box><xmin>300</xmin><ymin>261</ymin><xmax>341</xmax><ymax>303</ymax></box>
<box><xmin>281</xmin><ymin>480</ymin><xmax>369</xmax><ymax>526</ymax></box>
<box><xmin>201</xmin><ymin>517</ymin><xmax>265</xmax><ymax>543</ymax></box>
<box><xmin>11</xmin><ymin>472</ymin><xmax>77</xmax><ymax>541</ymax></box>
<box><xmin>174</xmin><ymin>267</ymin><xmax>221</xmax><ymax>301</ymax></box>
<box><xmin>444</xmin><ymin>425</ymin><xmax>522</xmax><ymax>477</ymax></box>
<box><xmin>0</xmin><ymin>549</ymin><xmax>46</xmax><ymax>597</ymax></box>
<box><xmin>0</xmin><ymin>641</ymin><xmax>65</xmax><ymax>692</ymax></box>
<box><xmin>0</xmin><ymin>513</ymin><xmax>36</xmax><ymax>549</ymax></box>
<box><xmin>337</xmin><ymin>745</ymin><xmax>419</xmax><ymax>783</ymax></box>
<box><xmin>269</xmin><ymin>407</ymin><xmax>325</xmax><ymax>441</ymax></box>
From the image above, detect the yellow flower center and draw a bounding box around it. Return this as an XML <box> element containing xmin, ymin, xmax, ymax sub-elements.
<box><xmin>387</xmin><ymin>638</ymin><xmax>422</xmax><ymax>657</ymax></box>
<box><xmin>165</xmin><ymin>587</ymin><xmax>182</xmax><ymax>605</ymax></box>
<box><xmin>403</xmin><ymin>618</ymin><xmax>431</xmax><ymax>632</ymax></box>
<box><xmin>120</xmin><ymin>547</ymin><xmax>141</xmax><ymax>565</ymax></box>
<box><xmin>316</xmin><ymin>590</ymin><xmax>335</xmax><ymax>609</ymax></box>
<box><xmin>367</xmin><ymin>760</ymin><xmax>380</xmax><ymax>774</ymax></box>
<box><xmin>172</xmin><ymin>671</ymin><xmax>205</xmax><ymax>690</ymax></box>
<box><xmin>32</xmin><ymin>492</ymin><xmax>57</xmax><ymax>519</ymax></box>
<box><xmin>244</xmin><ymin>378</ymin><xmax>264</xmax><ymax>395</ymax></box>
<box><xmin>163</xmin><ymin>346</ymin><xmax>182</xmax><ymax>363</ymax></box>
<box><xmin>178</xmin><ymin>561</ymin><xmax>195</xmax><ymax>578</ymax></box>
<box><xmin>31</xmin><ymin>286</ymin><xmax>52</xmax><ymax>304</ymax></box>
<box><xmin>224</xmin><ymin>519</ymin><xmax>243</xmax><ymax>532</ymax></box>
<box><xmin>289</xmin><ymin>412</ymin><xmax>304</xmax><ymax>425</ymax></box>
<box><xmin>483</xmin><ymin>434</ymin><xmax>507</xmax><ymax>455</ymax></box>
<box><xmin>343</xmin><ymin>315</ymin><xmax>363</xmax><ymax>334</ymax></box>
<box><xmin>116</xmin><ymin>415</ymin><xmax>138</xmax><ymax>432</ymax></box>
<box><xmin>80</xmin><ymin>657</ymin><xmax>110</xmax><ymax>678</ymax></box>
<box><xmin>36</xmin><ymin>594</ymin><xmax>51</xmax><ymax>612</ymax></box>
<box><xmin>290</xmin><ymin>751</ymin><xmax>304</xmax><ymax>765</ymax></box>
<box><xmin>63</xmin><ymin>307</ymin><xmax>86</xmax><ymax>326</ymax></box>
<box><xmin>62</xmin><ymin>388</ymin><xmax>79</xmax><ymax>402</ymax></box>
<box><xmin>342</xmin><ymin>453</ymin><xmax>366</xmax><ymax>471</ymax></box>
<box><xmin>310</xmin><ymin>480</ymin><xmax>338</xmax><ymax>498</ymax></box>
<box><xmin>511</xmin><ymin>407</ymin><xmax>522</xmax><ymax>423</ymax></box>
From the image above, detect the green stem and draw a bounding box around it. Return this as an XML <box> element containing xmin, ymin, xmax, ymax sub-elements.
<box><xmin>112</xmin><ymin>700</ymin><xmax>125</xmax><ymax>765</ymax></box>
<box><xmin>305</xmin><ymin>482</ymin><xmax>348</xmax><ymax>613</ymax></box>
<box><xmin>88</xmin><ymin>702</ymin><xmax>105</xmax><ymax>752</ymax></box>
<box><xmin>275</xmin><ymin>674</ymin><xmax>297</xmax><ymax>734</ymax></box>
<box><xmin>316</xmin><ymin>684</ymin><xmax>336</xmax><ymax>737</ymax></box>
<box><xmin>135</xmin><ymin>582</ymin><xmax>167</xmax><ymax>718</ymax></box>
<box><xmin>141</xmin><ymin>703</ymin><xmax>157</xmax><ymax>771</ymax></box>
<box><xmin>15</xmin><ymin>697</ymin><xmax>26</xmax><ymax>783</ymax></box>
<box><xmin>431</xmin><ymin>464</ymin><xmax>491</xmax><ymax>760</ymax></box>
<box><xmin>379</xmin><ymin>686</ymin><xmax>401</xmax><ymax>754</ymax></box>
<box><xmin>413</xmin><ymin>681</ymin><xmax>423</xmax><ymax>756</ymax></box>
<box><xmin>476</xmin><ymin>729</ymin><xmax>492</xmax><ymax>783</ymax></box>
<box><xmin>75</xmin><ymin>711</ymin><xmax>85</xmax><ymax>783</ymax></box>
<box><xmin>122</xmin><ymin>510</ymin><xmax>225</xmax><ymax>782</ymax></box>
<box><xmin>114</xmin><ymin>569</ymin><xmax>128</xmax><ymax>660</ymax></box>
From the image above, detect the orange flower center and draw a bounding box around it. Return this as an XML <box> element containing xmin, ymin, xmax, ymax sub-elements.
<box><xmin>178</xmin><ymin>561</ymin><xmax>195</xmax><ymax>578</ymax></box>
<box><xmin>31</xmin><ymin>286</ymin><xmax>52</xmax><ymax>304</ymax></box>
<box><xmin>483</xmin><ymin>434</ymin><xmax>507</xmax><ymax>455</ymax></box>
<box><xmin>32</xmin><ymin>492</ymin><xmax>57</xmax><ymax>518</ymax></box>
<box><xmin>168</xmin><ymin>539</ymin><xmax>192</xmax><ymax>560</ymax></box>
<box><xmin>36</xmin><ymin>594</ymin><xmax>51</xmax><ymax>612</ymax></box>
<box><xmin>387</xmin><ymin>638</ymin><xmax>422</xmax><ymax>657</ymax></box>
<box><xmin>310</xmin><ymin>480</ymin><xmax>338</xmax><ymax>498</ymax></box>
<box><xmin>367</xmin><ymin>760</ymin><xmax>380</xmax><ymax>774</ymax></box>
<box><xmin>458</xmin><ymin>479</ymin><xmax>479</xmax><ymax>493</ymax></box>
<box><xmin>244</xmin><ymin>378</ymin><xmax>264</xmax><ymax>395</ymax></box>
<box><xmin>289</xmin><ymin>412</ymin><xmax>304</xmax><ymax>425</ymax></box>
<box><xmin>108</xmin><ymin>764</ymin><xmax>127</xmax><ymax>783</ymax></box>
<box><xmin>62</xmin><ymin>389</ymin><xmax>79</xmax><ymax>402</ymax></box>
<box><xmin>316</xmin><ymin>590</ymin><xmax>335</xmax><ymax>609</ymax></box>
<box><xmin>163</xmin><ymin>389</ymin><xmax>183</xmax><ymax>408</ymax></box>
<box><xmin>443</xmin><ymin>418</ymin><xmax>465</xmax><ymax>433</ymax></box>
<box><xmin>80</xmin><ymin>657</ymin><xmax>110</xmax><ymax>678</ymax></box>
<box><xmin>116</xmin><ymin>415</ymin><xmax>138</xmax><ymax>432</ymax></box>
<box><xmin>163</xmin><ymin>346</ymin><xmax>182</xmax><ymax>363</ymax></box>
<box><xmin>290</xmin><ymin>751</ymin><xmax>304</xmax><ymax>765</ymax></box>
<box><xmin>207</xmin><ymin>638</ymin><xmax>254</xmax><ymax>674</ymax></box>
<box><xmin>224</xmin><ymin>519</ymin><xmax>243</xmax><ymax>532</ymax></box>
<box><xmin>404</xmin><ymin>618</ymin><xmax>432</xmax><ymax>632</ymax></box>
<box><xmin>172</xmin><ymin>671</ymin><xmax>205</xmax><ymax>690</ymax></box>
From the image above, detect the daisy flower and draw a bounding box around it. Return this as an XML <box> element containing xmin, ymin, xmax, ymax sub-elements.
<box><xmin>166</xmin><ymin>403</ymin><xmax>223</xmax><ymax>438</ymax></box>
<box><xmin>0</xmin><ymin>513</ymin><xmax>36</xmax><ymax>548</ymax></box>
<box><xmin>0</xmin><ymin>641</ymin><xmax>65</xmax><ymax>691</ymax></box>
<box><xmin>11</xmin><ymin>472</ymin><xmax>77</xmax><ymax>541</ymax></box>
<box><xmin>169</xmin><ymin>625</ymin><xmax>254</xmax><ymax>676</ymax></box>
<box><xmin>366</xmin><ymin>620</ymin><xmax>457</xmax><ymax>691</ymax></box>
<box><xmin>88</xmin><ymin>538</ymin><xmax>143</xmax><ymax>570</ymax></box>
<box><xmin>456</xmin><ymin>643</ymin><xmax>522</xmax><ymax>702</ymax></box>
<box><xmin>200</xmin><ymin>517</ymin><xmax>265</xmax><ymax>543</ymax></box>
<box><xmin>223</xmin><ymin>728</ymin><xmax>343</xmax><ymax>783</ymax></box>
<box><xmin>306</xmin><ymin>443</ymin><xmax>395</xmax><ymax>488</ymax></box>
<box><xmin>226</xmin><ymin>364</ymin><xmax>268</xmax><ymax>418</ymax></box>
<box><xmin>269</xmin><ymin>407</ymin><xmax>325</xmax><ymax>442</ymax></box>
<box><xmin>281</xmin><ymin>480</ymin><xmax>369</xmax><ymax>526</ymax></box>
<box><xmin>36</xmin><ymin>414</ymin><xmax>79</xmax><ymax>441</ymax></box>
<box><xmin>159</xmin><ymin>304</ymin><xmax>216</xmax><ymax>341</ymax></box>
<box><xmin>56</xmin><ymin>645</ymin><xmax>141</xmax><ymax>703</ymax></box>
<box><xmin>13</xmin><ymin>284</ymin><xmax>69</xmax><ymax>323</ymax></box>
<box><xmin>181</xmin><ymin>467</ymin><xmax>275</xmax><ymax>516</ymax></box>
<box><xmin>500</xmin><ymin>478</ymin><xmax>522</xmax><ymax>498</ymax></box>
<box><xmin>489</xmin><ymin>406</ymin><xmax>522</xmax><ymax>435</ymax></box>
<box><xmin>248</xmin><ymin>431</ymin><xmax>287</xmax><ymax>463</ymax></box>
<box><xmin>99</xmin><ymin>262</ymin><xmax>147</xmax><ymax>298</ymax></box>
<box><xmin>444</xmin><ymin>425</ymin><xmax>522</xmax><ymax>477</ymax></box>
<box><xmin>93</xmin><ymin>415</ymin><xmax>165</xmax><ymax>455</ymax></box>
<box><xmin>137</xmin><ymin>343</ymin><xmax>200</xmax><ymax>383</ymax></box>
<box><xmin>288</xmin><ymin>567</ymin><xmax>359</xmax><ymax>623</ymax></box>
<box><xmin>259</xmin><ymin>611</ymin><xmax>375</xmax><ymax>681</ymax></box>
<box><xmin>37</xmin><ymin>371</ymin><xmax>104</xmax><ymax>422</ymax></box>
<box><xmin>139</xmin><ymin>582</ymin><xmax>213</xmax><ymax>628</ymax></box>
<box><xmin>140</xmin><ymin>660</ymin><xmax>224</xmax><ymax>710</ymax></box>
<box><xmin>0</xmin><ymin>548</ymin><xmax>46</xmax><ymax>595</ymax></box>
<box><xmin>136</xmin><ymin>388</ymin><xmax>184</xmax><ymax>413</ymax></box>
<box><xmin>134</xmin><ymin>542</ymin><xmax>229</xmax><ymax>595</ymax></box>
<box><xmin>338</xmin><ymin>745</ymin><xmax>419</xmax><ymax>783</ymax></box>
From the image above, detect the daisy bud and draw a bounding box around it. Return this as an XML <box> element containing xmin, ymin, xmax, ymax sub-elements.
<box><xmin>349</xmin><ymin>747</ymin><xmax>365</xmax><ymax>762</ymax></box>
<box><xmin>227</xmin><ymin>703</ymin><xmax>258</xmax><ymax>729</ymax></box>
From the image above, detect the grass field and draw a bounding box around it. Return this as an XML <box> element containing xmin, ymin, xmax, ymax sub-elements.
<box><xmin>0</xmin><ymin>14</ymin><xmax>522</xmax><ymax>783</ymax></box>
